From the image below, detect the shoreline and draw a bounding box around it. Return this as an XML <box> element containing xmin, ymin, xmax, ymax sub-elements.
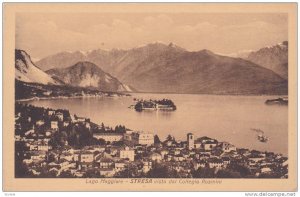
<box><xmin>16</xmin><ymin>94</ymin><xmax>131</xmax><ymax>102</ymax></box>
<box><xmin>131</xmin><ymin>91</ymin><xmax>288</xmax><ymax>97</ymax></box>
<box><xmin>16</xmin><ymin>91</ymin><xmax>288</xmax><ymax>103</ymax></box>
<box><xmin>16</xmin><ymin>93</ymin><xmax>288</xmax><ymax>103</ymax></box>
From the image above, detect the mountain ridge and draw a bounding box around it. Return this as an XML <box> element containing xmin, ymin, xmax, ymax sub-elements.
<box><xmin>122</xmin><ymin>49</ymin><xmax>287</xmax><ymax>94</ymax></box>
<box><xmin>36</xmin><ymin>42</ymin><xmax>288</xmax><ymax>95</ymax></box>
<box><xmin>246</xmin><ymin>41</ymin><xmax>288</xmax><ymax>79</ymax></box>
<box><xmin>15</xmin><ymin>49</ymin><xmax>61</xmax><ymax>85</ymax></box>
<box><xmin>46</xmin><ymin>61</ymin><xmax>133</xmax><ymax>92</ymax></box>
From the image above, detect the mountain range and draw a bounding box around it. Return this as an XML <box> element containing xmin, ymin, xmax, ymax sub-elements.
<box><xmin>35</xmin><ymin>42</ymin><xmax>288</xmax><ymax>95</ymax></box>
<box><xmin>15</xmin><ymin>49</ymin><xmax>132</xmax><ymax>92</ymax></box>
<box><xmin>246</xmin><ymin>41</ymin><xmax>288</xmax><ymax>79</ymax></box>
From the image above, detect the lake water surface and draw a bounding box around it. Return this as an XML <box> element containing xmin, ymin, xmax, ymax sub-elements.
<box><xmin>24</xmin><ymin>93</ymin><xmax>288</xmax><ymax>155</ymax></box>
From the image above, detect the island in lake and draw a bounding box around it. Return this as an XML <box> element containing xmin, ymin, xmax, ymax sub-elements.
<box><xmin>132</xmin><ymin>99</ymin><xmax>177</xmax><ymax>112</ymax></box>
<box><xmin>265</xmin><ymin>97</ymin><xmax>288</xmax><ymax>105</ymax></box>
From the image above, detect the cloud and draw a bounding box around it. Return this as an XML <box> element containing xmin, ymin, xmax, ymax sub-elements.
<box><xmin>16</xmin><ymin>20</ymin><xmax>89</xmax><ymax>57</ymax></box>
<box><xmin>16</xmin><ymin>14</ymin><xmax>288</xmax><ymax>58</ymax></box>
<box><xmin>144</xmin><ymin>14</ymin><xmax>174</xmax><ymax>27</ymax></box>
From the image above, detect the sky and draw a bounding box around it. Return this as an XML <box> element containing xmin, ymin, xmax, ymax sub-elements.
<box><xmin>16</xmin><ymin>13</ymin><xmax>288</xmax><ymax>60</ymax></box>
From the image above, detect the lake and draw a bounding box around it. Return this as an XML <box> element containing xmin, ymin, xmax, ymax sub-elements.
<box><xmin>24</xmin><ymin>93</ymin><xmax>288</xmax><ymax>155</ymax></box>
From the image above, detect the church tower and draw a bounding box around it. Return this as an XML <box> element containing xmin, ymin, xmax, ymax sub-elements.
<box><xmin>187</xmin><ymin>133</ymin><xmax>194</xmax><ymax>150</ymax></box>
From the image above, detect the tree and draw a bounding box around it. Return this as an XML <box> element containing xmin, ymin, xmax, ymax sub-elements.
<box><xmin>115</xmin><ymin>125</ymin><xmax>126</xmax><ymax>133</ymax></box>
<box><xmin>228</xmin><ymin>163</ymin><xmax>251</xmax><ymax>177</ymax></box>
<box><xmin>192</xmin><ymin>167</ymin><xmax>215</xmax><ymax>178</ymax></box>
<box><xmin>112</xmin><ymin>140</ymin><xmax>124</xmax><ymax>146</ymax></box>
<box><xmin>216</xmin><ymin>169</ymin><xmax>241</xmax><ymax>178</ymax></box>
<box><xmin>147</xmin><ymin>163</ymin><xmax>180</xmax><ymax>178</ymax></box>
<box><xmin>166</xmin><ymin>135</ymin><xmax>173</xmax><ymax>141</ymax></box>
<box><xmin>100</xmin><ymin>123</ymin><xmax>105</xmax><ymax>132</ymax></box>
<box><xmin>97</xmin><ymin>138</ymin><xmax>106</xmax><ymax>145</ymax></box>
<box><xmin>258</xmin><ymin>173</ymin><xmax>282</xmax><ymax>178</ymax></box>
<box><xmin>115</xmin><ymin>164</ymin><xmax>140</xmax><ymax>178</ymax></box>
<box><xmin>134</xmin><ymin>102</ymin><xmax>143</xmax><ymax>112</ymax></box>
<box><xmin>154</xmin><ymin>135</ymin><xmax>161</xmax><ymax>144</ymax></box>
<box><xmin>115</xmin><ymin>168</ymin><xmax>134</xmax><ymax>178</ymax></box>
<box><xmin>147</xmin><ymin>164</ymin><xmax>168</xmax><ymax>178</ymax></box>
<box><xmin>85</xmin><ymin>169</ymin><xmax>100</xmax><ymax>178</ymax></box>
<box><xmin>60</xmin><ymin>171</ymin><xmax>74</xmax><ymax>178</ymax></box>
<box><xmin>47</xmin><ymin>154</ymin><xmax>56</xmax><ymax>163</ymax></box>
<box><xmin>15</xmin><ymin>158</ymin><xmax>30</xmax><ymax>178</ymax></box>
<box><xmin>39</xmin><ymin>168</ymin><xmax>57</xmax><ymax>178</ymax></box>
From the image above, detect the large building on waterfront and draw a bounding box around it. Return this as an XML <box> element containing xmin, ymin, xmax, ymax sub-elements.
<box><xmin>93</xmin><ymin>133</ymin><xmax>123</xmax><ymax>142</ymax></box>
<box><xmin>93</xmin><ymin>130</ymin><xmax>154</xmax><ymax>146</ymax></box>
<box><xmin>131</xmin><ymin>131</ymin><xmax>154</xmax><ymax>145</ymax></box>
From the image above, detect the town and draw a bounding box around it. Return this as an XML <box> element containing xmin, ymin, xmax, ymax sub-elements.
<box><xmin>15</xmin><ymin>103</ymin><xmax>288</xmax><ymax>178</ymax></box>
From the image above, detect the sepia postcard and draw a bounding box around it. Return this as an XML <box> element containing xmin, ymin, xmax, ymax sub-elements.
<box><xmin>2</xmin><ymin>3</ymin><xmax>298</xmax><ymax>192</ymax></box>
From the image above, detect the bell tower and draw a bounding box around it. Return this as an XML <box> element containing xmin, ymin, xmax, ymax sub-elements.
<box><xmin>187</xmin><ymin>133</ymin><xmax>194</xmax><ymax>150</ymax></box>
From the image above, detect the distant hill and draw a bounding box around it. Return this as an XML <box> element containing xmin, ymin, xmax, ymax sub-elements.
<box><xmin>247</xmin><ymin>41</ymin><xmax>288</xmax><ymax>79</ymax></box>
<box><xmin>15</xmin><ymin>49</ymin><xmax>61</xmax><ymax>85</ymax></box>
<box><xmin>37</xmin><ymin>42</ymin><xmax>288</xmax><ymax>95</ymax></box>
<box><xmin>35</xmin><ymin>51</ymin><xmax>87</xmax><ymax>71</ymax></box>
<box><xmin>46</xmin><ymin>61</ymin><xmax>133</xmax><ymax>92</ymax></box>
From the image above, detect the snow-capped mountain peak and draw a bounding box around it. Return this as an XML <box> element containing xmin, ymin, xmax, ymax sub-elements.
<box><xmin>15</xmin><ymin>49</ymin><xmax>61</xmax><ymax>85</ymax></box>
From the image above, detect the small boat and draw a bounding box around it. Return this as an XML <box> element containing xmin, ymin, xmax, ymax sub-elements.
<box><xmin>128</xmin><ymin>105</ymin><xmax>135</xmax><ymax>109</ymax></box>
<box><xmin>265</xmin><ymin>97</ymin><xmax>288</xmax><ymax>105</ymax></box>
<box><xmin>251</xmin><ymin>128</ymin><xmax>269</xmax><ymax>143</ymax></box>
<box><xmin>257</xmin><ymin>134</ymin><xmax>269</xmax><ymax>143</ymax></box>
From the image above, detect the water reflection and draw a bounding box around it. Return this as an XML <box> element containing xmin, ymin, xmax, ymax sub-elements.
<box><xmin>136</xmin><ymin>110</ymin><xmax>173</xmax><ymax>120</ymax></box>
